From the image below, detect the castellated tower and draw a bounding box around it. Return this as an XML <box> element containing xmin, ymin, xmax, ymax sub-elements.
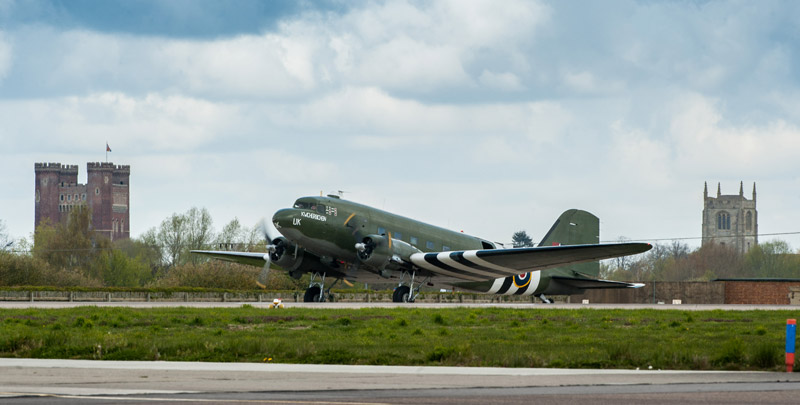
<box><xmin>35</xmin><ymin>162</ymin><xmax>130</xmax><ymax>241</ymax></box>
<box><xmin>701</xmin><ymin>181</ymin><xmax>757</xmax><ymax>254</ymax></box>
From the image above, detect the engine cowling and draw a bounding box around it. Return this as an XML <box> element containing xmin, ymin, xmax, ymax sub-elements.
<box><xmin>270</xmin><ymin>236</ymin><xmax>305</xmax><ymax>273</ymax></box>
<box><xmin>355</xmin><ymin>234</ymin><xmax>422</xmax><ymax>272</ymax></box>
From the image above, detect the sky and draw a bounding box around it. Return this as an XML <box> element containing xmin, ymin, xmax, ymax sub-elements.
<box><xmin>1</xmin><ymin>0</ymin><xmax>799</xmax><ymax>249</ymax></box>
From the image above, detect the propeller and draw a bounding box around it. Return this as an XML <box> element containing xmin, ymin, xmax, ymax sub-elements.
<box><xmin>355</xmin><ymin>237</ymin><xmax>376</xmax><ymax>261</ymax></box>
<box><xmin>256</xmin><ymin>219</ymin><xmax>279</xmax><ymax>289</ymax></box>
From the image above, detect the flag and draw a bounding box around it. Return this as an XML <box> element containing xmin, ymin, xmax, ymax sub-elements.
<box><xmin>106</xmin><ymin>143</ymin><xmax>112</xmax><ymax>152</ymax></box>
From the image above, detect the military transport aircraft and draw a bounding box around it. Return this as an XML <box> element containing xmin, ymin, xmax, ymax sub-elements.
<box><xmin>192</xmin><ymin>195</ymin><xmax>651</xmax><ymax>303</ymax></box>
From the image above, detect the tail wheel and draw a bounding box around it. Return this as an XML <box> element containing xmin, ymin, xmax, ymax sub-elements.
<box><xmin>304</xmin><ymin>286</ymin><xmax>323</xmax><ymax>302</ymax></box>
<box><xmin>393</xmin><ymin>286</ymin><xmax>411</xmax><ymax>303</ymax></box>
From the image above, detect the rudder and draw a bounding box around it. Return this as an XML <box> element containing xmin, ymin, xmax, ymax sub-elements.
<box><xmin>538</xmin><ymin>209</ymin><xmax>600</xmax><ymax>277</ymax></box>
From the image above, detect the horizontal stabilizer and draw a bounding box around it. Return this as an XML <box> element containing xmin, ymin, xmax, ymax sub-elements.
<box><xmin>550</xmin><ymin>276</ymin><xmax>645</xmax><ymax>289</ymax></box>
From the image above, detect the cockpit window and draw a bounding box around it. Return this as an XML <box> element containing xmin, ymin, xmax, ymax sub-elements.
<box><xmin>293</xmin><ymin>201</ymin><xmax>310</xmax><ymax>209</ymax></box>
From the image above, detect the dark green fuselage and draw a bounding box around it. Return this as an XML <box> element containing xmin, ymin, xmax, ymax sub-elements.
<box><xmin>272</xmin><ymin>196</ymin><xmax>601</xmax><ymax>295</ymax></box>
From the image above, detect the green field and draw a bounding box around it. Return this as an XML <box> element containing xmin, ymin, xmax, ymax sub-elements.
<box><xmin>0</xmin><ymin>306</ymin><xmax>795</xmax><ymax>370</ymax></box>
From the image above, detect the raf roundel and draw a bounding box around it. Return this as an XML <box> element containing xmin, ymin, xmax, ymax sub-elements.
<box><xmin>513</xmin><ymin>273</ymin><xmax>531</xmax><ymax>288</ymax></box>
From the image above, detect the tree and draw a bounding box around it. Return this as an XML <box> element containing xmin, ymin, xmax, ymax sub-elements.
<box><xmin>511</xmin><ymin>230</ymin><xmax>534</xmax><ymax>248</ymax></box>
<box><xmin>115</xmin><ymin>237</ymin><xmax>163</xmax><ymax>280</ymax></box>
<box><xmin>215</xmin><ymin>217</ymin><xmax>261</xmax><ymax>251</ymax></box>
<box><xmin>0</xmin><ymin>219</ymin><xmax>11</xmax><ymax>250</ymax></box>
<box><xmin>668</xmin><ymin>240</ymin><xmax>690</xmax><ymax>260</ymax></box>
<box><xmin>89</xmin><ymin>249</ymin><xmax>152</xmax><ymax>287</ymax></box>
<box><xmin>744</xmin><ymin>240</ymin><xmax>799</xmax><ymax>278</ymax></box>
<box><xmin>153</xmin><ymin>207</ymin><xmax>216</xmax><ymax>266</ymax></box>
<box><xmin>155</xmin><ymin>212</ymin><xmax>188</xmax><ymax>266</ymax></box>
<box><xmin>185</xmin><ymin>207</ymin><xmax>215</xmax><ymax>257</ymax></box>
<box><xmin>32</xmin><ymin>206</ymin><xmax>111</xmax><ymax>271</ymax></box>
<box><xmin>685</xmin><ymin>243</ymin><xmax>743</xmax><ymax>280</ymax></box>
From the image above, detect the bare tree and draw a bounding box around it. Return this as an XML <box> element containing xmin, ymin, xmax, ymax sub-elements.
<box><xmin>668</xmin><ymin>240</ymin><xmax>690</xmax><ymax>260</ymax></box>
<box><xmin>0</xmin><ymin>219</ymin><xmax>11</xmax><ymax>251</ymax></box>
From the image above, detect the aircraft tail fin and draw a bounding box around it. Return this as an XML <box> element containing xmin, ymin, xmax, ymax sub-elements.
<box><xmin>538</xmin><ymin>209</ymin><xmax>600</xmax><ymax>277</ymax></box>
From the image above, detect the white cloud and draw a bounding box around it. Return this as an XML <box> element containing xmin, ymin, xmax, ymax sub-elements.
<box><xmin>479</xmin><ymin>70</ymin><xmax>524</xmax><ymax>92</ymax></box>
<box><xmin>669</xmin><ymin>93</ymin><xmax>800</xmax><ymax>177</ymax></box>
<box><xmin>0</xmin><ymin>93</ymin><xmax>236</xmax><ymax>153</ymax></box>
<box><xmin>0</xmin><ymin>31</ymin><xmax>12</xmax><ymax>81</ymax></box>
<box><xmin>563</xmin><ymin>71</ymin><xmax>596</xmax><ymax>92</ymax></box>
<box><xmin>352</xmin><ymin>37</ymin><xmax>471</xmax><ymax>92</ymax></box>
<box><xmin>609</xmin><ymin>120</ymin><xmax>673</xmax><ymax>188</ymax></box>
<box><xmin>0</xmin><ymin>0</ymin><xmax>553</xmax><ymax>99</ymax></box>
<box><xmin>157</xmin><ymin>33</ymin><xmax>320</xmax><ymax>98</ymax></box>
<box><xmin>333</xmin><ymin>0</ymin><xmax>549</xmax><ymax>93</ymax></box>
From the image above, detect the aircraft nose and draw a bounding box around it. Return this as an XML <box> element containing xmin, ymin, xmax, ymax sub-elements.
<box><xmin>272</xmin><ymin>208</ymin><xmax>294</xmax><ymax>229</ymax></box>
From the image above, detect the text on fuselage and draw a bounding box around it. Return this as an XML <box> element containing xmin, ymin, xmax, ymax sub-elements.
<box><xmin>301</xmin><ymin>211</ymin><xmax>327</xmax><ymax>222</ymax></box>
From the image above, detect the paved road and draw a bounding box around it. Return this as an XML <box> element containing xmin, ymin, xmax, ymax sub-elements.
<box><xmin>2</xmin><ymin>359</ymin><xmax>800</xmax><ymax>404</ymax></box>
<box><xmin>3</xmin><ymin>301</ymin><xmax>800</xmax><ymax>310</ymax></box>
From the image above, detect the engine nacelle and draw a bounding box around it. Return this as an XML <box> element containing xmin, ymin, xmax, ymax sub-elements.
<box><xmin>270</xmin><ymin>236</ymin><xmax>305</xmax><ymax>273</ymax></box>
<box><xmin>355</xmin><ymin>234</ymin><xmax>422</xmax><ymax>272</ymax></box>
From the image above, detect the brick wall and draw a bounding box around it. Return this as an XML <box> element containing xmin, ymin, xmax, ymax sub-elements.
<box><xmin>723</xmin><ymin>281</ymin><xmax>799</xmax><ymax>305</ymax></box>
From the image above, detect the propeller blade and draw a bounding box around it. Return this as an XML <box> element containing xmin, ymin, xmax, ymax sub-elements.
<box><xmin>257</xmin><ymin>252</ymin><xmax>271</xmax><ymax>289</ymax></box>
<box><xmin>257</xmin><ymin>219</ymin><xmax>276</xmax><ymax>245</ymax></box>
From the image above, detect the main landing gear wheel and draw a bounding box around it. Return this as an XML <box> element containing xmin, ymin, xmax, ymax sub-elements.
<box><xmin>304</xmin><ymin>286</ymin><xmax>323</xmax><ymax>302</ymax></box>
<box><xmin>393</xmin><ymin>285</ymin><xmax>411</xmax><ymax>303</ymax></box>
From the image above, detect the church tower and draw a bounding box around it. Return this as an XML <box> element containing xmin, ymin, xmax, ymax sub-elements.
<box><xmin>702</xmin><ymin>181</ymin><xmax>757</xmax><ymax>254</ymax></box>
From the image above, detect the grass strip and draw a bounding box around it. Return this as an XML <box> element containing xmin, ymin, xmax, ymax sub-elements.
<box><xmin>0</xmin><ymin>306</ymin><xmax>793</xmax><ymax>370</ymax></box>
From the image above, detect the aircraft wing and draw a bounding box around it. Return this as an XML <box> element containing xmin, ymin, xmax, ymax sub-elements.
<box><xmin>190</xmin><ymin>250</ymin><xmax>268</xmax><ymax>267</ymax></box>
<box><xmin>409</xmin><ymin>242</ymin><xmax>651</xmax><ymax>282</ymax></box>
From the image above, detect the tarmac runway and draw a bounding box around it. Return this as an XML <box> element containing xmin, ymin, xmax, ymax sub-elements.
<box><xmin>2</xmin><ymin>301</ymin><xmax>800</xmax><ymax>310</ymax></box>
<box><xmin>2</xmin><ymin>359</ymin><xmax>800</xmax><ymax>404</ymax></box>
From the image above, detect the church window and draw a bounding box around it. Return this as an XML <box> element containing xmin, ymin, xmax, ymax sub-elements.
<box><xmin>746</xmin><ymin>211</ymin><xmax>752</xmax><ymax>232</ymax></box>
<box><xmin>717</xmin><ymin>212</ymin><xmax>730</xmax><ymax>230</ymax></box>
<box><xmin>95</xmin><ymin>187</ymin><xmax>100</xmax><ymax>195</ymax></box>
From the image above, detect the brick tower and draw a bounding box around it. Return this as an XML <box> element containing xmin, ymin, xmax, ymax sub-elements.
<box><xmin>34</xmin><ymin>162</ymin><xmax>130</xmax><ymax>241</ymax></box>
